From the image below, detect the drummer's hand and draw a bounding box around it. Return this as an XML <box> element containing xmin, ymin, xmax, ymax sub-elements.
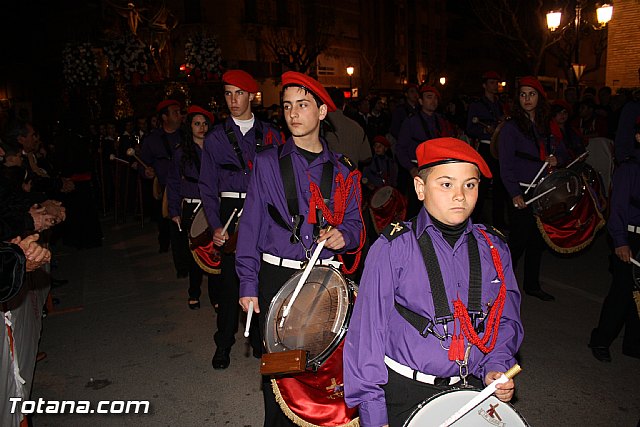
<box><xmin>615</xmin><ymin>245</ymin><xmax>632</xmax><ymax>263</ymax></box>
<box><xmin>486</xmin><ymin>371</ymin><xmax>515</xmax><ymax>402</ymax></box>
<box><xmin>545</xmin><ymin>154</ymin><xmax>558</xmax><ymax>167</ymax></box>
<box><xmin>144</xmin><ymin>166</ymin><xmax>156</xmax><ymax>178</ymax></box>
<box><xmin>239</xmin><ymin>297</ymin><xmax>260</xmax><ymax>314</ymax></box>
<box><xmin>171</xmin><ymin>216</ymin><xmax>181</xmax><ymax>227</ymax></box>
<box><xmin>512</xmin><ymin>195</ymin><xmax>526</xmax><ymax>210</ymax></box>
<box><xmin>318</xmin><ymin>227</ymin><xmax>345</xmax><ymax>250</ymax></box>
<box><xmin>213</xmin><ymin>227</ymin><xmax>228</xmax><ymax>247</ymax></box>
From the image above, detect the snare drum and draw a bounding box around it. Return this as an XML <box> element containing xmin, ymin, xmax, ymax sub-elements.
<box><xmin>404</xmin><ymin>389</ymin><xmax>529</xmax><ymax>427</ymax></box>
<box><xmin>188</xmin><ymin>208</ymin><xmax>221</xmax><ymax>274</ymax></box>
<box><xmin>265</xmin><ymin>266</ymin><xmax>359</xmax><ymax>427</ymax></box>
<box><xmin>530</xmin><ymin>169</ymin><xmax>584</xmax><ymax>223</ymax></box>
<box><xmin>369</xmin><ymin>186</ymin><xmax>407</xmax><ymax>234</ymax></box>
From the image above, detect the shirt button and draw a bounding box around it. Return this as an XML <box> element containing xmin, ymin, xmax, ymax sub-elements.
<box><xmin>304</xmin><ymin>235</ymin><xmax>309</xmax><ymax>240</ymax></box>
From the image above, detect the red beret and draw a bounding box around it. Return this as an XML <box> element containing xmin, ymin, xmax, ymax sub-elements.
<box><xmin>156</xmin><ymin>99</ymin><xmax>180</xmax><ymax>113</ymax></box>
<box><xmin>419</xmin><ymin>85</ymin><xmax>441</xmax><ymax>99</ymax></box>
<box><xmin>518</xmin><ymin>76</ymin><xmax>546</xmax><ymax>99</ymax></box>
<box><xmin>372</xmin><ymin>135</ymin><xmax>390</xmax><ymax>148</ymax></box>
<box><xmin>552</xmin><ymin>99</ymin><xmax>572</xmax><ymax>115</ymax></box>
<box><xmin>281</xmin><ymin>71</ymin><xmax>337</xmax><ymax>112</ymax></box>
<box><xmin>482</xmin><ymin>71</ymin><xmax>501</xmax><ymax>81</ymax></box>
<box><xmin>187</xmin><ymin>105</ymin><xmax>215</xmax><ymax>125</ymax></box>
<box><xmin>222</xmin><ymin>70</ymin><xmax>259</xmax><ymax>93</ymax></box>
<box><xmin>416</xmin><ymin>137</ymin><xmax>492</xmax><ymax>178</ymax></box>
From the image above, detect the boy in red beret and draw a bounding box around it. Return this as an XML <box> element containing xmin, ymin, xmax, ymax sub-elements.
<box><xmin>345</xmin><ymin>137</ymin><xmax>523</xmax><ymax>427</ymax></box>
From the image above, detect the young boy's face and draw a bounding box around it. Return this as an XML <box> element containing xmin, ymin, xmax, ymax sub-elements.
<box><xmin>373</xmin><ymin>142</ymin><xmax>386</xmax><ymax>156</ymax></box>
<box><xmin>414</xmin><ymin>162</ymin><xmax>480</xmax><ymax>226</ymax></box>
<box><xmin>282</xmin><ymin>87</ymin><xmax>326</xmax><ymax>138</ymax></box>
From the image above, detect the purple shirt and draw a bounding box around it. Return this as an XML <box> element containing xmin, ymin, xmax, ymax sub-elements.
<box><xmin>343</xmin><ymin>209</ymin><xmax>523</xmax><ymax>427</ymax></box>
<box><xmin>166</xmin><ymin>145</ymin><xmax>203</xmax><ymax>218</ymax></box>
<box><xmin>140</xmin><ymin>128</ymin><xmax>182</xmax><ymax>186</ymax></box>
<box><xmin>498</xmin><ymin>120</ymin><xmax>568</xmax><ymax>198</ymax></box>
<box><xmin>396</xmin><ymin>112</ymin><xmax>455</xmax><ymax>172</ymax></box>
<box><xmin>466</xmin><ymin>96</ymin><xmax>503</xmax><ymax>140</ymax></box>
<box><xmin>614</xmin><ymin>100</ymin><xmax>640</xmax><ymax>162</ymax></box>
<box><xmin>198</xmin><ymin>117</ymin><xmax>282</xmax><ymax>229</ymax></box>
<box><xmin>235</xmin><ymin>137</ymin><xmax>364</xmax><ymax>298</ymax></box>
<box><xmin>608</xmin><ymin>149</ymin><xmax>640</xmax><ymax>248</ymax></box>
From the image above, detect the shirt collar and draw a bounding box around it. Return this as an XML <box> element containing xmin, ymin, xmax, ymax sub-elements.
<box><xmin>416</xmin><ymin>207</ymin><xmax>475</xmax><ymax>239</ymax></box>
<box><xmin>279</xmin><ymin>137</ymin><xmax>338</xmax><ymax>168</ymax></box>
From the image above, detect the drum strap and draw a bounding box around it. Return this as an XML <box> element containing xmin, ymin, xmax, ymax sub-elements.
<box><xmin>417</xmin><ymin>111</ymin><xmax>442</xmax><ymax>141</ymax></box>
<box><xmin>395</xmin><ymin>220</ymin><xmax>483</xmax><ymax>339</ymax></box>
<box><xmin>277</xmin><ymin>145</ymin><xmax>334</xmax><ymax>240</ymax></box>
<box><xmin>224</xmin><ymin>120</ymin><xmax>266</xmax><ymax>172</ymax></box>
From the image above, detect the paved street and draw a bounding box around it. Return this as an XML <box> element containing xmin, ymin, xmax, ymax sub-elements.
<box><xmin>29</xmin><ymin>218</ymin><xmax>639</xmax><ymax>426</ymax></box>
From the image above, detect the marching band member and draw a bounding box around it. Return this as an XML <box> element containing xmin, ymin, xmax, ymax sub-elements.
<box><xmin>344</xmin><ymin>137</ymin><xmax>523</xmax><ymax>427</ymax></box>
<box><xmin>589</xmin><ymin>120</ymin><xmax>640</xmax><ymax>362</ymax></box>
<box><xmin>198</xmin><ymin>70</ymin><xmax>283</xmax><ymax>370</ymax></box>
<box><xmin>498</xmin><ymin>76</ymin><xmax>568</xmax><ymax>301</ymax></box>
<box><xmin>166</xmin><ymin>105</ymin><xmax>221</xmax><ymax>310</ymax></box>
<box><xmin>236</xmin><ymin>71</ymin><xmax>364</xmax><ymax>426</ymax></box>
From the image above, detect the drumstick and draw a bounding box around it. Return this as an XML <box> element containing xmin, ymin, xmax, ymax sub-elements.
<box><xmin>109</xmin><ymin>154</ymin><xmax>129</xmax><ymax>165</ymax></box>
<box><xmin>524</xmin><ymin>162</ymin><xmax>548</xmax><ymax>195</ymax></box>
<box><xmin>125</xmin><ymin>147</ymin><xmax>149</xmax><ymax>169</ymax></box>
<box><xmin>280</xmin><ymin>226</ymin><xmax>332</xmax><ymax>327</ymax></box>
<box><xmin>221</xmin><ymin>208</ymin><xmax>238</xmax><ymax>236</ymax></box>
<box><xmin>244</xmin><ymin>300</ymin><xmax>254</xmax><ymax>337</ymax></box>
<box><xmin>525</xmin><ymin>186</ymin><xmax>557</xmax><ymax>206</ymax></box>
<box><xmin>566</xmin><ymin>151</ymin><xmax>589</xmax><ymax>169</ymax></box>
<box><xmin>439</xmin><ymin>364</ymin><xmax>522</xmax><ymax>427</ymax></box>
<box><xmin>630</xmin><ymin>257</ymin><xmax>640</xmax><ymax>268</ymax></box>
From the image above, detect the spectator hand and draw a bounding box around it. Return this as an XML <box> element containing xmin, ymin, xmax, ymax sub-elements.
<box><xmin>41</xmin><ymin>200</ymin><xmax>66</xmax><ymax>223</ymax></box>
<box><xmin>10</xmin><ymin>234</ymin><xmax>51</xmax><ymax>271</ymax></box>
<box><xmin>29</xmin><ymin>205</ymin><xmax>57</xmax><ymax>231</ymax></box>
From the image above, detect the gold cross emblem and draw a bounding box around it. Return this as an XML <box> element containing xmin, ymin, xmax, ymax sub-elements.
<box><xmin>390</xmin><ymin>222</ymin><xmax>403</xmax><ymax>235</ymax></box>
<box><xmin>325</xmin><ymin>377</ymin><xmax>345</xmax><ymax>399</ymax></box>
<box><xmin>326</xmin><ymin>378</ymin><xmax>339</xmax><ymax>392</ymax></box>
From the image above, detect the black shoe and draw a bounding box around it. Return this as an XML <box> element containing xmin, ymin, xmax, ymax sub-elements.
<box><xmin>622</xmin><ymin>346</ymin><xmax>640</xmax><ymax>359</ymax></box>
<box><xmin>588</xmin><ymin>344</ymin><xmax>612</xmax><ymax>362</ymax></box>
<box><xmin>188</xmin><ymin>298</ymin><xmax>200</xmax><ymax>310</ymax></box>
<box><xmin>525</xmin><ymin>289</ymin><xmax>555</xmax><ymax>301</ymax></box>
<box><xmin>212</xmin><ymin>348</ymin><xmax>231</xmax><ymax>370</ymax></box>
<box><xmin>252</xmin><ymin>348</ymin><xmax>262</xmax><ymax>359</ymax></box>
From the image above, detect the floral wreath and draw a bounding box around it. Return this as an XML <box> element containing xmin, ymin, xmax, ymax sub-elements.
<box><xmin>62</xmin><ymin>42</ymin><xmax>100</xmax><ymax>88</ymax></box>
<box><xmin>104</xmin><ymin>36</ymin><xmax>151</xmax><ymax>80</ymax></box>
<box><xmin>184</xmin><ymin>33</ymin><xmax>223</xmax><ymax>80</ymax></box>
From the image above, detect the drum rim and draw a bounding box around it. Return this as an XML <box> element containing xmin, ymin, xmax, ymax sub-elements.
<box><xmin>189</xmin><ymin>208</ymin><xmax>208</xmax><ymax>239</ymax></box>
<box><xmin>532</xmin><ymin>169</ymin><xmax>585</xmax><ymax>219</ymax></box>
<box><xmin>264</xmin><ymin>265</ymin><xmax>355</xmax><ymax>368</ymax></box>
<box><xmin>402</xmin><ymin>388</ymin><xmax>530</xmax><ymax>427</ymax></box>
<box><xmin>370</xmin><ymin>185</ymin><xmax>395</xmax><ymax>209</ymax></box>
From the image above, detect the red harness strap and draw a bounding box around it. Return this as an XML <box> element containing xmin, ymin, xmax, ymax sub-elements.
<box><xmin>451</xmin><ymin>229</ymin><xmax>507</xmax><ymax>355</ymax></box>
<box><xmin>308</xmin><ymin>170</ymin><xmax>365</xmax><ymax>274</ymax></box>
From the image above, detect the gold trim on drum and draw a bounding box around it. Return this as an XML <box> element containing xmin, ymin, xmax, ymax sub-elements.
<box><xmin>190</xmin><ymin>250</ymin><xmax>222</xmax><ymax>275</ymax></box>
<box><xmin>271</xmin><ymin>379</ymin><xmax>360</xmax><ymax>427</ymax></box>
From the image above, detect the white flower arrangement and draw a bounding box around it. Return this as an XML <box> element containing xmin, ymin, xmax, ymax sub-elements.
<box><xmin>184</xmin><ymin>33</ymin><xmax>223</xmax><ymax>79</ymax></box>
<box><xmin>104</xmin><ymin>36</ymin><xmax>150</xmax><ymax>80</ymax></box>
<box><xmin>62</xmin><ymin>42</ymin><xmax>99</xmax><ymax>87</ymax></box>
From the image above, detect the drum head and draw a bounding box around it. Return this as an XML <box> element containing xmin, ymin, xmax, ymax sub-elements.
<box><xmin>265</xmin><ymin>266</ymin><xmax>353</xmax><ymax>367</ymax></box>
<box><xmin>532</xmin><ymin>169</ymin><xmax>584</xmax><ymax>223</ymax></box>
<box><xmin>371</xmin><ymin>186</ymin><xmax>394</xmax><ymax>209</ymax></box>
<box><xmin>404</xmin><ymin>389</ymin><xmax>529</xmax><ymax>427</ymax></box>
<box><xmin>189</xmin><ymin>209</ymin><xmax>208</xmax><ymax>240</ymax></box>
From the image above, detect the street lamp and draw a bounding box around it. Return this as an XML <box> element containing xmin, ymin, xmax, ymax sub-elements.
<box><xmin>546</xmin><ymin>2</ymin><xmax>613</xmax><ymax>83</ymax></box>
<box><xmin>439</xmin><ymin>77</ymin><xmax>446</xmax><ymax>86</ymax></box>
<box><xmin>346</xmin><ymin>66</ymin><xmax>354</xmax><ymax>95</ymax></box>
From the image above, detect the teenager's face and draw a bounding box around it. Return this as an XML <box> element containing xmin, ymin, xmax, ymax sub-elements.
<box><xmin>484</xmin><ymin>79</ymin><xmax>499</xmax><ymax>95</ymax></box>
<box><xmin>554</xmin><ymin>109</ymin><xmax>569</xmax><ymax>125</ymax></box>
<box><xmin>519</xmin><ymin>86</ymin><xmax>539</xmax><ymax>114</ymax></box>
<box><xmin>282</xmin><ymin>87</ymin><xmax>327</xmax><ymax>139</ymax></box>
<box><xmin>373</xmin><ymin>142</ymin><xmax>386</xmax><ymax>156</ymax></box>
<box><xmin>190</xmin><ymin>114</ymin><xmax>209</xmax><ymax>140</ymax></box>
<box><xmin>224</xmin><ymin>84</ymin><xmax>255</xmax><ymax>120</ymax></box>
<box><xmin>414</xmin><ymin>162</ymin><xmax>480</xmax><ymax>226</ymax></box>
<box><xmin>419</xmin><ymin>92</ymin><xmax>439</xmax><ymax>114</ymax></box>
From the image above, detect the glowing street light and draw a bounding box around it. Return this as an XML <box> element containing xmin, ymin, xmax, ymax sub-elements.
<box><xmin>346</xmin><ymin>66</ymin><xmax>354</xmax><ymax>95</ymax></box>
<box><xmin>439</xmin><ymin>77</ymin><xmax>446</xmax><ymax>86</ymax></box>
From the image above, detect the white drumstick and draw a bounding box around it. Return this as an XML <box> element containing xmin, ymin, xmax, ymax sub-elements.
<box><xmin>566</xmin><ymin>151</ymin><xmax>589</xmax><ymax>169</ymax></box>
<box><xmin>221</xmin><ymin>208</ymin><xmax>238</xmax><ymax>236</ymax></box>
<box><xmin>524</xmin><ymin>162</ymin><xmax>548</xmax><ymax>195</ymax></box>
<box><xmin>439</xmin><ymin>364</ymin><xmax>522</xmax><ymax>427</ymax></box>
<box><xmin>109</xmin><ymin>154</ymin><xmax>129</xmax><ymax>165</ymax></box>
<box><xmin>525</xmin><ymin>186</ymin><xmax>557</xmax><ymax>206</ymax></box>
<box><xmin>125</xmin><ymin>147</ymin><xmax>148</xmax><ymax>169</ymax></box>
<box><xmin>279</xmin><ymin>228</ymin><xmax>332</xmax><ymax>327</ymax></box>
<box><xmin>244</xmin><ymin>300</ymin><xmax>254</xmax><ymax>337</ymax></box>
<box><xmin>630</xmin><ymin>257</ymin><xmax>640</xmax><ymax>268</ymax></box>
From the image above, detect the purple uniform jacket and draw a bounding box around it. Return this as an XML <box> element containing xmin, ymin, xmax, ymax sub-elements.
<box><xmin>198</xmin><ymin>117</ymin><xmax>282</xmax><ymax>230</ymax></box>
<box><xmin>166</xmin><ymin>144</ymin><xmax>203</xmax><ymax>218</ymax></box>
<box><xmin>608</xmin><ymin>149</ymin><xmax>640</xmax><ymax>248</ymax></box>
<box><xmin>396</xmin><ymin>112</ymin><xmax>455</xmax><ymax>172</ymax></box>
<box><xmin>614</xmin><ymin>100</ymin><xmax>640</xmax><ymax>163</ymax></box>
<box><xmin>343</xmin><ymin>209</ymin><xmax>523</xmax><ymax>427</ymax></box>
<box><xmin>140</xmin><ymin>128</ymin><xmax>182</xmax><ymax>186</ymax></box>
<box><xmin>235</xmin><ymin>137</ymin><xmax>364</xmax><ymax>298</ymax></box>
<box><xmin>498</xmin><ymin>120</ymin><xmax>568</xmax><ymax>198</ymax></box>
<box><xmin>466</xmin><ymin>96</ymin><xmax>503</xmax><ymax>140</ymax></box>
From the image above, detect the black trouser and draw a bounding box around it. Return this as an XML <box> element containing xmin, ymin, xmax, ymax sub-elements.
<box><xmin>590</xmin><ymin>233</ymin><xmax>640</xmax><ymax>350</ymax></box>
<box><xmin>474</xmin><ymin>143</ymin><xmax>507</xmax><ymax>227</ymax></box>
<box><xmin>174</xmin><ymin>200</ymin><xmax>221</xmax><ymax>304</ymax></box>
<box><xmin>258</xmin><ymin>261</ymin><xmax>299</xmax><ymax>427</ymax></box>
<box><xmin>382</xmin><ymin>367</ymin><xmax>483</xmax><ymax>427</ymax></box>
<box><xmin>506</xmin><ymin>204</ymin><xmax>547</xmax><ymax>293</ymax></box>
<box><xmin>213</xmin><ymin>197</ymin><xmax>261</xmax><ymax>352</ymax></box>
<box><xmin>153</xmin><ymin>196</ymin><xmax>171</xmax><ymax>251</ymax></box>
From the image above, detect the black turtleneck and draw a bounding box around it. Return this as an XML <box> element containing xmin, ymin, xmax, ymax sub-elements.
<box><xmin>297</xmin><ymin>146</ymin><xmax>322</xmax><ymax>164</ymax></box>
<box><xmin>429</xmin><ymin>213</ymin><xmax>468</xmax><ymax>248</ymax></box>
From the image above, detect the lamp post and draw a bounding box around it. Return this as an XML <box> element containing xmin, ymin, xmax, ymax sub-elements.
<box><xmin>546</xmin><ymin>2</ymin><xmax>613</xmax><ymax>84</ymax></box>
<box><xmin>346</xmin><ymin>66</ymin><xmax>354</xmax><ymax>96</ymax></box>
<box><xmin>439</xmin><ymin>76</ymin><xmax>446</xmax><ymax>86</ymax></box>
